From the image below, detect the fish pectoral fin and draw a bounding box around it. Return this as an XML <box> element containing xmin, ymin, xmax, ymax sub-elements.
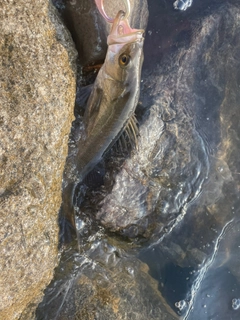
<box><xmin>125</xmin><ymin>114</ymin><xmax>139</xmax><ymax>150</ymax></box>
<box><xmin>114</xmin><ymin>114</ymin><xmax>139</xmax><ymax>154</ymax></box>
<box><xmin>76</xmin><ymin>84</ymin><xmax>94</xmax><ymax>111</ymax></box>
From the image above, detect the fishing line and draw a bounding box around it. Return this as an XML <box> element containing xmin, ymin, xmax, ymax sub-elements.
<box><xmin>95</xmin><ymin>0</ymin><xmax>131</xmax><ymax>23</ymax></box>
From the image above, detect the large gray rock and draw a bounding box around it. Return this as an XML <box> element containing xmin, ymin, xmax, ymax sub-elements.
<box><xmin>0</xmin><ymin>1</ymin><xmax>77</xmax><ymax>319</ymax></box>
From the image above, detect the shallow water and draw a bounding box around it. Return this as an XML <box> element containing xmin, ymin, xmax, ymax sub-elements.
<box><xmin>37</xmin><ymin>0</ymin><xmax>240</xmax><ymax>319</ymax></box>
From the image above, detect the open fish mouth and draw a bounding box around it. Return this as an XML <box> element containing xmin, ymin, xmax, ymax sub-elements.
<box><xmin>107</xmin><ymin>10</ymin><xmax>144</xmax><ymax>46</ymax></box>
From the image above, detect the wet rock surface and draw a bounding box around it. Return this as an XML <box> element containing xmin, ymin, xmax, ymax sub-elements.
<box><xmin>36</xmin><ymin>240</ymin><xmax>178</xmax><ymax>320</ymax></box>
<box><xmin>0</xmin><ymin>0</ymin><xmax>77</xmax><ymax>319</ymax></box>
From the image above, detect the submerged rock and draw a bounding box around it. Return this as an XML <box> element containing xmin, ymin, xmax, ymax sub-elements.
<box><xmin>0</xmin><ymin>1</ymin><xmax>77</xmax><ymax>319</ymax></box>
<box><xmin>36</xmin><ymin>239</ymin><xmax>178</xmax><ymax>320</ymax></box>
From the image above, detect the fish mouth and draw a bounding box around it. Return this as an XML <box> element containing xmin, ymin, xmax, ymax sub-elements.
<box><xmin>107</xmin><ymin>10</ymin><xmax>144</xmax><ymax>46</ymax></box>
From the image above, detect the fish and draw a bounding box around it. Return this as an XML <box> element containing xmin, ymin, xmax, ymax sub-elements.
<box><xmin>60</xmin><ymin>10</ymin><xmax>145</xmax><ymax>240</ymax></box>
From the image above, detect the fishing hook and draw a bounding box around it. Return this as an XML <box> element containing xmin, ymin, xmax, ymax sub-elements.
<box><xmin>95</xmin><ymin>0</ymin><xmax>130</xmax><ymax>23</ymax></box>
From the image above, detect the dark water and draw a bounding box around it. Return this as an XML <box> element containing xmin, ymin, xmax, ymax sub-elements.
<box><xmin>138</xmin><ymin>1</ymin><xmax>240</xmax><ymax>318</ymax></box>
<box><xmin>36</xmin><ymin>0</ymin><xmax>240</xmax><ymax>319</ymax></box>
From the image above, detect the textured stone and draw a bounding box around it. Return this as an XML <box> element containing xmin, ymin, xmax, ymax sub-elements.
<box><xmin>0</xmin><ymin>0</ymin><xmax>77</xmax><ymax>319</ymax></box>
<box><xmin>36</xmin><ymin>240</ymin><xmax>178</xmax><ymax>320</ymax></box>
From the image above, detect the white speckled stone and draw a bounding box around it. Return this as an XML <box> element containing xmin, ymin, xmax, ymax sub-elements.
<box><xmin>0</xmin><ymin>1</ymin><xmax>77</xmax><ymax>318</ymax></box>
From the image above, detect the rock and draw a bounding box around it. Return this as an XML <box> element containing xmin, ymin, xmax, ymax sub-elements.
<box><xmin>36</xmin><ymin>240</ymin><xmax>178</xmax><ymax>320</ymax></box>
<box><xmin>0</xmin><ymin>1</ymin><xmax>77</xmax><ymax>319</ymax></box>
<box><xmin>53</xmin><ymin>0</ymin><xmax>148</xmax><ymax>66</ymax></box>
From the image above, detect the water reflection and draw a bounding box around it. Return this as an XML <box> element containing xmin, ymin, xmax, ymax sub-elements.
<box><xmin>37</xmin><ymin>0</ymin><xmax>240</xmax><ymax>319</ymax></box>
<box><xmin>185</xmin><ymin>220</ymin><xmax>240</xmax><ymax>320</ymax></box>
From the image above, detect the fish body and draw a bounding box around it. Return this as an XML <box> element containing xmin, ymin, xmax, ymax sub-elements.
<box><xmin>61</xmin><ymin>10</ymin><xmax>144</xmax><ymax>234</ymax></box>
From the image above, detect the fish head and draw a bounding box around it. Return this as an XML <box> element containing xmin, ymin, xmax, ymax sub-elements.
<box><xmin>103</xmin><ymin>10</ymin><xmax>144</xmax><ymax>84</ymax></box>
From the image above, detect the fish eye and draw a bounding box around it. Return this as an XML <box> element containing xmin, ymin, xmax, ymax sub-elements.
<box><xmin>119</xmin><ymin>53</ymin><xmax>131</xmax><ymax>67</ymax></box>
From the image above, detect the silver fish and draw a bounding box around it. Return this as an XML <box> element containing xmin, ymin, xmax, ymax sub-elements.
<box><xmin>61</xmin><ymin>10</ymin><xmax>144</xmax><ymax>235</ymax></box>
